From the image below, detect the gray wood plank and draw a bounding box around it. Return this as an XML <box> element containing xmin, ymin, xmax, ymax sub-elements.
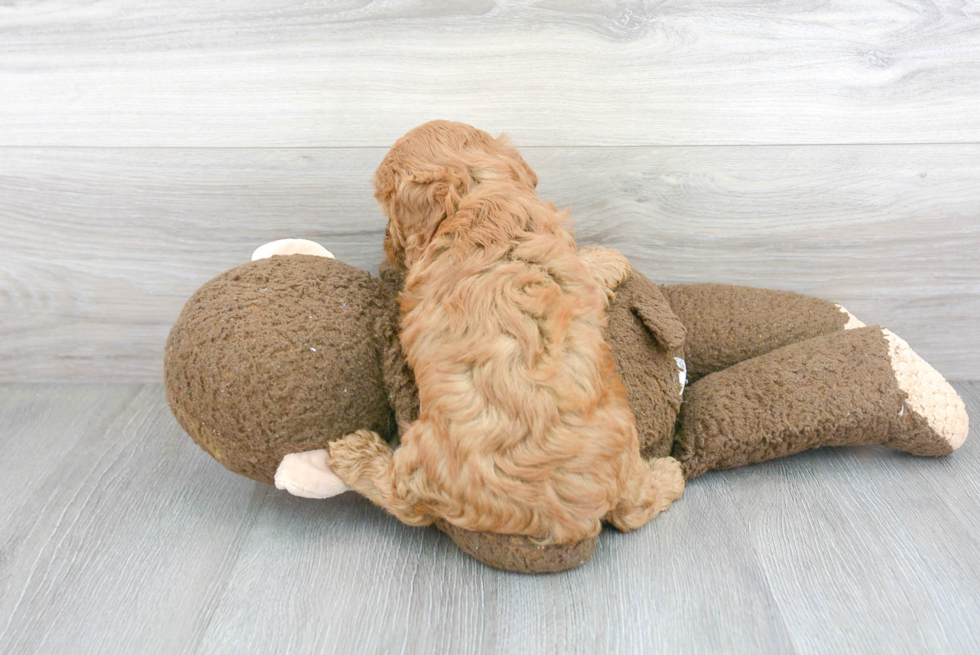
<box><xmin>0</xmin><ymin>384</ymin><xmax>139</xmax><ymax>545</ymax></box>
<box><xmin>1</xmin><ymin>145</ymin><xmax>977</xmax><ymax>381</ymax></box>
<box><xmin>718</xmin><ymin>381</ymin><xmax>980</xmax><ymax>654</ymax></box>
<box><xmin>1</xmin><ymin>384</ymin><xmax>976</xmax><ymax>653</ymax></box>
<box><xmin>942</xmin><ymin>382</ymin><xmax>980</xmax><ymax>512</ymax></box>
<box><xmin>1</xmin><ymin>1</ymin><xmax>979</xmax><ymax>147</ymax></box>
<box><xmin>196</xmin><ymin>461</ymin><xmax>794</xmax><ymax>655</ymax></box>
<box><xmin>0</xmin><ymin>384</ymin><xmax>263</xmax><ymax>655</ymax></box>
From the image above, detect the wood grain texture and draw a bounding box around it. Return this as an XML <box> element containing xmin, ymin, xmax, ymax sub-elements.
<box><xmin>0</xmin><ymin>384</ymin><xmax>263</xmax><ymax>654</ymax></box>
<box><xmin>1</xmin><ymin>1</ymin><xmax>979</xmax><ymax>147</ymax></box>
<box><xmin>196</xmin><ymin>470</ymin><xmax>795</xmax><ymax>654</ymax></box>
<box><xmin>720</xmin><ymin>400</ymin><xmax>980</xmax><ymax>654</ymax></box>
<box><xmin>2</xmin><ymin>145</ymin><xmax>977</xmax><ymax>381</ymax></box>
<box><xmin>0</xmin><ymin>382</ymin><xmax>976</xmax><ymax>654</ymax></box>
<box><xmin>0</xmin><ymin>384</ymin><xmax>140</xmax><ymax>538</ymax></box>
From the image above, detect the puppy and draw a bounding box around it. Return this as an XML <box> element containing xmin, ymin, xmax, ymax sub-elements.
<box><xmin>328</xmin><ymin>121</ymin><xmax>683</xmax><ymax>544</ymax></box>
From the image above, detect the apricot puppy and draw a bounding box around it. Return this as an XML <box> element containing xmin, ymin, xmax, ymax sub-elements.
<box><xmin>328</xmin><ymin>121</ymin><xmax>683</xmax><ymax>543</ymax></box>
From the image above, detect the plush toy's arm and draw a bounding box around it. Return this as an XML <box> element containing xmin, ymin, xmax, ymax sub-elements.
<box><xmin>672</xmin><ymin>326</ymin><xmax>969</xmax><ymax>479</ymax></box>
<box><xmin>251</xmin><ymin>238</ymin><xmax>334</xmax><ymax>260</ymax></box>
<box><xmin>275</xmin><ymin>450</ymin><xmax>350</xmax><ymax>498</ymax></box>
<box><xmin>659</xmin><ymin>283</ymin><xmax>862</xmax><ymax>385</ymax></box>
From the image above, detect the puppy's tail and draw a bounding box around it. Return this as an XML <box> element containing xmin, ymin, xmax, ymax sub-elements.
<box><xmin>327</xmin><ymin>430</ymin><xmax>435</xmax><ymax>527</ymax></box>
<box><xmin>605</xmin><ymin>456</ymin><xmax>685</xmax><ymax>532</ymax></box>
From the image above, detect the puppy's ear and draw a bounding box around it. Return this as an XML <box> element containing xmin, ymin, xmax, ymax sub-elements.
<box><xmin>496</xmin><ymin>134</ymin><xmax>538</xmax><ymax>189</ymax></box>
<box><xmin>373</xmin><ymin>155</ymin><xmax>397</xmax><ymax>204</ymax></box>
<box><xmin>411</xmin><ymin>165</ymin><xmax>470</xmax><ymax>218</ymax></box>
<box><xmin>383</xmin><ymin>220</ymin><xmax>406</xmax><ymax>269</ymax></box>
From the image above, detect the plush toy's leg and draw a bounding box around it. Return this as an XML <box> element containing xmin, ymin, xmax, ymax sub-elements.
<box><xmin>673</xmin><ymin>326</ymin><xmax>969</xmax><ymax>478</ymax></box>
<box><xmin>327</xmin><ymin>429</ymin><xmax>435</xmax><ymax>527</ymax></box>
<box><xmin>659</xmin><ymin>283</ymin><xmax>862</xmax><ymax>384</ymax></box>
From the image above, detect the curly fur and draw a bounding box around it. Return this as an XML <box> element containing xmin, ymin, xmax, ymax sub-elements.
<box><xmin>329</xmin><ymin>120</ymin><xmax>684</xmax><ymax>543</ymax></box>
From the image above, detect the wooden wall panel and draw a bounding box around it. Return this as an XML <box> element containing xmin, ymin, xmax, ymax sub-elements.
<box><xmin>1</xmin><ymin>1</ymin><xmax>979</xmax><ymax>147</ymax></box>
<box><xmin>1</xmin><ymin>145</ymin><xmax>977</xmax><ymax>381</ymax></box>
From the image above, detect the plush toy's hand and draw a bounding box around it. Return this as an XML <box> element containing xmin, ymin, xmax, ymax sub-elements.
<box><xmin>274</xmin><ymin>449</ymin><xmax>351</xmax><ymax>498</ymax></box>
<box><xmin>252</xmin><ymin>238</ymin><xmax>335</xmax><ymax>261</ymax></box>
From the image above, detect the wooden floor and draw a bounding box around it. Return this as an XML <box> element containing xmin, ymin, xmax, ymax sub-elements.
<box><xmin>0</xmin><ymin>382</ymin><xmax>977</xmax><ymax>654</ymax></box>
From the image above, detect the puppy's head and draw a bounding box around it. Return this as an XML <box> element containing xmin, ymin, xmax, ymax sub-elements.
<box><xmin>374</xmin><ymin>120</ymin><xmax>538</xmax><ymax>268</ymax></box>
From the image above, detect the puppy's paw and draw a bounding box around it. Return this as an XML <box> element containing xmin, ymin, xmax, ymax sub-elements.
<box><xmin>327</xmin><ymin>430</ymin><xmax>391</xmax><ymax>482</ymax></box>
<box><xmin>578</xmin><ymin>246</ymin><xmax>632</xmax><ymax>293</ymax></box>
<box><xmin>274</xmin><ymin>449</ymin><xmax>350</xmax><ymax>498</ymax></box>
<box><xmin>649</xmin><ymin>456</ymin><xmax>685</xmax><ymax>504</ymax></box>
<box><xmin>605</xmin><ymin>455</ymin><xmax>685</xmax><ymax>532</ymax></box>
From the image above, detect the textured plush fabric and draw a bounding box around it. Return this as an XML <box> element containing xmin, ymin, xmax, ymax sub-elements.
<box><xmin>165</xmin><ymin>256</ymin><xmax>396</xmax><ymax>484</ymax></box>
<box><xmin>660</xmin><ymin>283</ymin><xmax>848</xmax><ymax>384</ymax></box>
<box><xmin>671</xmin><ymin>326</ymin><xmax>950</xmax><ymax>479</ymax></box>
<box><xmin>435</xmin><ymin>519</ymin><xmax>598</xmax><ymax>573</ymax></box>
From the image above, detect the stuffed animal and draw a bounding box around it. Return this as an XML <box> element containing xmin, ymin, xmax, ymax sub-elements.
<box><xmin>165</xmin><ymin>240</ymin><xmax>969</xmax><ymax>573</ymax></box>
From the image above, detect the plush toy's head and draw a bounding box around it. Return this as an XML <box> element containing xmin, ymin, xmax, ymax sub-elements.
<box><xmin>165</xmin><ymin>254</ymin><xmax>402</xmax><ymax>484</ymax></box>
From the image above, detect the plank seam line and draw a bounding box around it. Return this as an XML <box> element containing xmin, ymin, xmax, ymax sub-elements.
<box><xmin>1</xmin><ymin>142</ymin><xmax>980</xmax><ymax>151</ymax></box>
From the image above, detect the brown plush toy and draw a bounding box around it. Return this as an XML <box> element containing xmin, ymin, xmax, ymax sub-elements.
<box><xmin>165</xmin><ymin>240</ymin><xmax>969</xmax><ymax>573</ymax></box>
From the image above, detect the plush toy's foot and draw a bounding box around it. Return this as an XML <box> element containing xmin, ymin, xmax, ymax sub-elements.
<box><xmin>835</xmin><ymin>304</ymin><xmax>866</xmax><ymax>330</ymax></box>
<box><xmin>673</xmin><ymin>326</ymin><xmax>969</xmax><ymax>478</ymax></box>
<box><xmin>824</xmin><ymin>307</ymin><xmax>965</xmax><ymax>452</ymax></box>
<box><xmin>435</xmin><ymin>519</ymin><xmax>597</xmax><ymax>574</ymax></box>
<box><xmin>882</xmin><ymin>329</ymin><xmax>969</xmax><ymax>455</ymax></box>
<box><xmin>274</xmin><ymin>449</ymin><xmax>351</xmax><ymax>498</ymax></box>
